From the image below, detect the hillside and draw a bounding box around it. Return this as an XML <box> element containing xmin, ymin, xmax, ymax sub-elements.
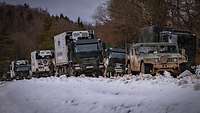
<box><xmin>0</xmin><ymin>3</ymin><xmax>82</xmax><ymax>75</ymax></box>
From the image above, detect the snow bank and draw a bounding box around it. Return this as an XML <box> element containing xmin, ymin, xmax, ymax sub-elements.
<box><xmin>195</xmin><ymin>65</ymin><xmax>200</xmax><ymax>77</ymax></box>
<box><xmin>0</xmin><ymin>81</ymin><xmax>5</xmax><ymax>87</ymax></box>
<box><xmin>178</xmin><ymin>70</ymin><xmax>193</xmax><ymax>79</ymax></box>
<box><xmin>0</xmin><ymin>76</ymin><xmax>200</xmax><ymax>113</ymax></box>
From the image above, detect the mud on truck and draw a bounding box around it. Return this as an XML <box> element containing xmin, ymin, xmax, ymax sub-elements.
<box><xmin>10</xmin><ymin>60</ymin><xmax>31</xmax><ymax>80</ymax></box>
<box><xmin>128</xmin><ymin>42</ymin><xmax>187</xmax><ymax>76</ymax></box>
<box><xmin>104</xmin><ymin>48</ymin><xmax>127</xmax><ymax>77</ymax></box>
<box><xmin>31</xmin><ymin>50</ymin><xmax>55</xmax><ymax>77</ymax></box>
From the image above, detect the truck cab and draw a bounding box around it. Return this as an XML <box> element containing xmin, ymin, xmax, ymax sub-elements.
<box><xmin>70</xmin><ymin>39</ymin><xmax>105</xmax><ymax>76</ymax></box>
<box><xmin>54</xmin><ymin>30</ymin><xmax>104</xmax><ymax>76</ymax></box>
<box><xmin>31</xmin><ymin>50</ymin><xmax>54</xmax><ymax>77</ymax></box>
<box><xmin>128</xmin><ymin>43</ymin><xmax>187</xmax><ymax>76</ymax></box>
<box><xmin>10</xmin><ymin>60</ymin><xmax>31</xmax><ymax>80</ymax></box>
<box><xmin>104</xmin><ymin>48</ymin><xmax>126</xmax><ymax>77</ymax></box>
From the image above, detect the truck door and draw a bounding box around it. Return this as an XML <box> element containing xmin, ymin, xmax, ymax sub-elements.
<box><xmin>195</xmin><ymin>39</ymin><xmax>200</xmax><ymax>65</ymax></box>
<box><xmin>177</xmin><ymin>34</ymin><xmax>196</xmax><ymax>65</ymax></box>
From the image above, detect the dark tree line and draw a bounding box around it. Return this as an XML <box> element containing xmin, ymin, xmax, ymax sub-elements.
<box><xmin>94</xmin><ymin>0</ymin><xmax>200</xmax><ymax>46</ymax></box>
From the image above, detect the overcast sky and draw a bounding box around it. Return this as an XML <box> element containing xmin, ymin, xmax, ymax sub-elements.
<box><xmin>1</xmin><ymin>0</ymin><xmax>106</xmax><ymax>23</ymax></box>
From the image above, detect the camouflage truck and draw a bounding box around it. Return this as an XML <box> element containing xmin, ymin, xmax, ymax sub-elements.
<box><xmin>137</xmin><ymin>25</ymin><xmax>198</xmax><ymax>72</ymax></box>
<box><xmin>128</xmin><ymin>42</ymin><xmax>187</xmax><ymax>76</ymax></box>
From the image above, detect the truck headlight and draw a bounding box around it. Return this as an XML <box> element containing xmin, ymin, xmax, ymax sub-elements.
<box><xmin>173</xmin><ymin>58</ymin><xmax>178</xmax><ymax>62</ymax></box>
<box><xmin>86</xmin><ymin>66</ymin><xmax>94</xmax><ymax>69</ymax></box>
<box><xmin>75</xmin><ymin>66</ymin><xmax>81</xmax><ymax>70</ymax></box>
<box><xmin>155</xmin><ymin>58</ymin><xmax>159</xmax><ymax>63</ymax></box>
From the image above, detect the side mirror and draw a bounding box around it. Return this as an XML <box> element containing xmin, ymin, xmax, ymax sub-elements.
<box><xmin>181</xmin><ymin>49</ymin><xmax>186</xmax><ymax>56</ymax></box>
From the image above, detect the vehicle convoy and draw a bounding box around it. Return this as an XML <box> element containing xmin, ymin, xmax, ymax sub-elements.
<box><xmin>54</xmin><ymin>30</ymin><xmax>105</xmax><ymax>76</ymax></box>
<box><xmin>10</xmin><ymin>60</ymin><xmax>31</xmax><ymax>80</ymax></box>
<box><xmin>31</xmin><ymin>50</ymin><xmax>55</xmax><ymax>77</ymax></box>
<box><xmin>104</xmin><ymin>48</ymin><xmax>126</xmax><ymax>77</ymax></box>
<box><xmin>128</xmin><ymin>42</ymin><xmax>187</xmax><ymax>76</ymax></box>
<box><xmin>137</xmin><ymin>25</ymin><xmax>199</xmax><ymax>71</ymax></box>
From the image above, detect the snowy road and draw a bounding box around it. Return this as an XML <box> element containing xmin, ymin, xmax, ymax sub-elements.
<box><xmin>0</xmin><ymin>76</ymin><xmax>200</xmax><ymax>113</ymax></box>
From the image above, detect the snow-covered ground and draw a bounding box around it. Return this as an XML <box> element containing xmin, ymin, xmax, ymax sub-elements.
<box><xmin>0</xmin><ymin>74</ymin><xmax>200</xmax><ymax>113</ymax></box>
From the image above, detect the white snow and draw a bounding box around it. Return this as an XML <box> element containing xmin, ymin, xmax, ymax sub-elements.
<box><xmin>196</xmin><ymin>65</ymin><xmax>200</xmax><ymax>76</ymax></box>
<box><xmin>0</xmin><ymin>75</ymin><xmax>200</xmax><ymax>113</ymax></box>
<box><xmin>178</xmin><ymin>70</ymin><xmax>194</xmax><ymax>79</ymax></box>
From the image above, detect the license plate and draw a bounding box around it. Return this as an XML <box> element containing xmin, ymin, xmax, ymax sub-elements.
<box><xmin>86</xmin><ymin>66</ymin><xmax>94</xmax><ymax>69</ymax></box>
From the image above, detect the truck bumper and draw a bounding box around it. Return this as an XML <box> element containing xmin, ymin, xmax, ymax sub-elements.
<box><xmin>15</xmin><ymin>71</ymin><xmax>31</xmax><ymax>79</ymax></box>
<box><xmin>154</xmin><ymin>63</ymin><xmax>180</xmax><ymax>73</ymax></box>
<box><xmin>73</xmin><ymin>64</ymin><xmax>104</xmax><ymax>74</ymax></box>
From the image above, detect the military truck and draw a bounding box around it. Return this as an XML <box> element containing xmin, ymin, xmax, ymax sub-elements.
<box><xmin>31</xmin><ymin>50</ymin><xmax>55</xmax><ymax>77</ymax></box>
<box><xmin>10</xmin><ymin>60</ymin><xmax>31</xmax><ymax>80</ymax></box>
<box><xmin>54</xmin><ymin>31</ymin><xmax>105</xmax><ymax>76</ymax></box>
<box><xmin>128</xmin><ymin>42</ymin><xmax>187</xmax><ymax>76</ymax></box>
<box><xmin>104</xmin><ymin>48</ymin><xmax>126</xmax><ymax>77</ymax></box>
<box><xmin>137</xmin><ymin>25</ymin><xmax>199</xmax><ymax>71</ymax></box>
<box><xmin>70</xmin><ymin>39</ymin><xmax>105</xmax><ymax>76</ymax></box>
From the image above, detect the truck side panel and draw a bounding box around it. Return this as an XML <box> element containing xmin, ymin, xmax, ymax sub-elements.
<box><xmin>31</xmin><ymin>51</ymin><xmax>37</xmax><ymax>72</ymax></box>
<box><xmin>54</xmin><ymin>32</ymin><xmax>69</xmax><ymax>66</ymax></box>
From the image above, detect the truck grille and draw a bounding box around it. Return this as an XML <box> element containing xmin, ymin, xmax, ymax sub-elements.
<box><xmin>167</xmin><ymin>58</ymin><xmax>174</xmax><ymax>62</ymax></box>
<box><xmin>160</xmin><ymin>56</ymin><xmax>168</xmax><ymax>63</ymax></box>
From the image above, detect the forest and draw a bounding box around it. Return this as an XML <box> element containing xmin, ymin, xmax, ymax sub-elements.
<box><xmin>94</xmin><ymin>0</ymin><xmax>200</xmax><ymax>46</ymax></box>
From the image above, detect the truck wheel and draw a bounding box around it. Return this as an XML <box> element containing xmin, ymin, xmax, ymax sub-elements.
<box><xmin>127</xmin><ymin>63</ymin><xmax>132</xmax><ymax>74</ymax></box>
<box><xmin>140</xmin><ymin>62</ymin><xmax>152</xmax><ymax>74</ymax></box>
<box><xmin>179</xmin><ymin>63</ymin><xmax>193</xmax><ymax>73</ymax></box>
<box><xmin>95</xmin><ymin>71</ymin><xmax>102</xmax><ymax>78</ymax></box>
<box><xmin>140</xmin><ymin>62</ymin><xmax>145</xmax><ymax>74</ymax></box>
<box><xmin>131</xmin><ymin>71</ymin><xmax>140</xmax><ymax>75</ymax></box>
<box><xmin>69</xmin><ymin>68</ymin><xmax>74</xmax><ymax>76</ymax></box>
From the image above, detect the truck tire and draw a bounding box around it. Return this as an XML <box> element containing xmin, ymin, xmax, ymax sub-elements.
<box><xmin>69</xmin><ymin>67</ymin><xmax>74</xmax><ymax>76</ymax></box>
<box><xmin>131</xmin><ymin>71</ymin><xmax>140</xmax><ymax>75</ymax></box>
<box><xmin>127</xmin><ymin>63</ymin><xmax>132</xmax><ymax>74</ymax></box>
<box><xmin>179</xmin><ymin>62</ymin><xmax>194</xmax><ymax>74</ymax></box>
<box><xmin>140</xmin><ymin>62</ymin><xmax>152</xmax><ymax>74</ymax></box>
<box><xmin>94</xmin><ymin>70</ymin><xmax>102</xmax><ymax>78</ymax></box>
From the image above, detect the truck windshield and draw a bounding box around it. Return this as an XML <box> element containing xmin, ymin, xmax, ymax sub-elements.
<box><xmin>75</xmin><ymin>43</ymin><xmax>98</xmax><ymax>53</ymax></box>
<box><xmin>15</xmin><ymin>65</ymin><xmax>31</xmax><ymax>72</ymax></box>
<box><xmin>136</xmin><ymin>45</ymin><xmax>178</xmax><ymax>54</ymax></box>
<box><xmin>36</xmin><ymin>55</ymin><xmax>53</xmax><ymax>59</ymax></box>
<box><xmin>111</xmin><ymin>52</ymin><xmax>125</xmax><ymax>59</ymax></box>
